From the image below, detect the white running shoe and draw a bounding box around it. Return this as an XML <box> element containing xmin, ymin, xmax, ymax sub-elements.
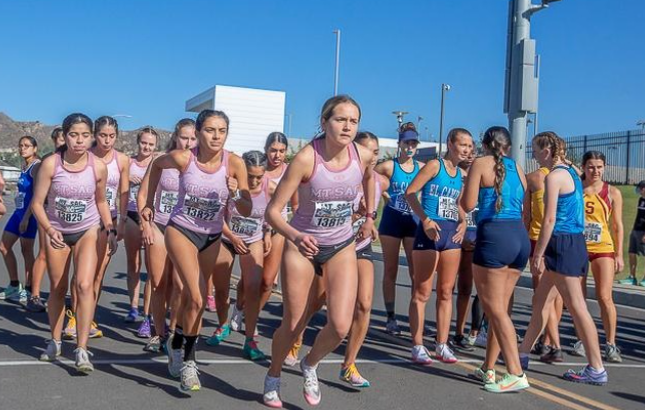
<box><xmin>411</xmin><ymin>345</ymin><xmax>433</xmax><ymax>365</ymax></box>
<box><xmin>385</xmin><ymin>318</ymin><xmax>401</xmax><ymax>336</ymax></box>
<box><xmin>74</xmin><ymin>347</ymin><xmax>94</xmax><ymax>373</ymax></box>
<box><xmin>474</xmin><ymin>330</ymin><xmax>488</xmax><ymax>348</ymax></box>
<box><xmin>180</xmin><ymin>360</ymin><xmax>201</xmax><ymax>392</ymax></box>
<box><xmin>263</xmin><ymin>374</ymin><xmax>283</xmax><ymax>408</ymax></box>
<box><xmin>166</xmin><ymin>335</ymin><xmax>184</xmax><ymax>378</ymax></box>
<box><xmin>230</xmin><ymin>304</ymin><xmax>243</xmax><ymax>332</ymax></box>
<box><xmin>571</xmin><ymin>340</ymin><xmax>586</xmax><ymax>357</ymax></box>
<box><xmin>300</xmin><ymin>357</ymin><xmax>321</xmax><ymax>406</ymax></box>
<box><xmin>435</xmin><ymin>343</ymin><xmax>458</xmax><ymax>364</ymax></box>
<box><xmin>39</xmin><ymin>339</ymin><xmax>62</xmax><ymax>361</ymax></box>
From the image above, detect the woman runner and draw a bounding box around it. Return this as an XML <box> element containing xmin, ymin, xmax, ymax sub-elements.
<box><xmin>138</xmin><ymin>118</ymin><xmax>196</xmax><ymax>352</ymax></box>
<box><xmin>461</xmin><ymin>126</ymin><xmax>530</xmax><ymax>392</ymax></box>
<box><xmin>142</xmin><ymin>109</ymin><xmax>251</xmax><ymax>391</ymax></box>
<box><xmin>580</xmin><ymin>150</ymin><xmax>624</xmax><ymax>363</ymax></box>
<box><xmin>405</xmin><ymin>128</ymin><xmax>472</xmax><ymax>364</ymax></box>
<box><xmin>375</xmin><ymin>122</ymin><xmax>422</xmax><ymax>335</ymax></box>
<box><xmin>0</xmin><ymin>136</ymin><xmax>41</xmax><ymax>304</ymax></box>
<box><xmin>205</xmin><ymin>150</ymin><xmax>274</xmax><ymax>361</ymax></box>
<box><xmin>33</xmin><ymin>113</ymin><xmax>117</xmax><ymax>372</ymax></box>
<box><xmin>518</xmin><ymin>131</ymin><xmax>608</xmax><ymax>386</ymax></box>
<box><xmin>262</xmin><ymin>95</ymin><xmax>375</xmax><ymax>408</ymax></box>
<box><xmin>125</xmin><ymin>127</ymin><xmax>157</xmax><ymax>340</ymax></box>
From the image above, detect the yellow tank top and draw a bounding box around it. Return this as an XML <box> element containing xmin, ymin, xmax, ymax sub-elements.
<box><xmin>584</xmin><ymin>182</ymin><xmax>614</xmax><ymax>253</ymax></box>
<box><xmin>528</xmin><ymin>167</ymin><xmax>550</xmax><ymax>240</ymax></box>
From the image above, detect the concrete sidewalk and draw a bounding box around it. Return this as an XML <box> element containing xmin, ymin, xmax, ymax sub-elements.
<box><xmin>370</xmin><ymin>245</ymin><xmax>645</xmax><ymax>309</ymax></box>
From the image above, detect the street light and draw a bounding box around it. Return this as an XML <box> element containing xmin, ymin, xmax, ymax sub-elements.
<box><xmin>439</xmin><ymin>83</ymin><xmax>451</xmax><ymax>155</ymax></box>
<box><xmin>392</xmin><ymin>111</ymin><xmax>409</xmax><ymax>131</ymax></box>
<box><xmin>333</xmin><ymin>29</ymin><xmax>341</xmax><ymax>96</ymax></box>
<box><xmin>637</xmin><ymin>120</ymin><xmax>645</xmax><ymax>133</ymax></box>
<box><xmin>417</xmin><ymin>116</ymin><xmax>424</xmax><ymax>133</ymax></box>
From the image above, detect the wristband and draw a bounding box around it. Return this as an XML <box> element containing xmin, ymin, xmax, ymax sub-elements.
<box><xmin>365</xmin><ymin>211</ymin><xmax>377</xmax><ymax>220</ymax></box>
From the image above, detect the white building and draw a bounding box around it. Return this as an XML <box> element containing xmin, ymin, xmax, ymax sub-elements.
<box><xmin>185</xmin><ymin>85</ymin><xmax>286</xmax><ymax>155</ymax></box>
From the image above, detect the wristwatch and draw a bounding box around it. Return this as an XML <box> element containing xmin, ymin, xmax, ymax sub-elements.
<box><xmin>366</xmin><ymin>211</ymin><xmax>377</xmax><ymax>220</ymax></box>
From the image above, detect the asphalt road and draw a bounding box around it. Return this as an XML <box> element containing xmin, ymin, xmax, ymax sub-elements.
<box><xmin>0</xmin><ymin>205</ymin><xmax>643</xmax><ymax>410</ymax></box>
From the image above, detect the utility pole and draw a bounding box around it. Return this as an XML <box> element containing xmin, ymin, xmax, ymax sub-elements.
<box><xmin>504</xmin><ymin>0</ymin><xmax>562</xmax><ymax>168</ymax></box>
<box><xmin>333</xmin><ymin>30</ymin><xmax>341</xmax><ymax>96</ymax></box>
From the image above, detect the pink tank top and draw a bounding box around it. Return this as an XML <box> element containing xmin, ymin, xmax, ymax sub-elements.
<box><xmin>154</xmin><ymin>168</ymin><xmax>180</xmax><ymax>226</ymax></box>
<box><xmin>290</xmin><ymin>139</ymin><xmax>363</xmax><ymax>246</ymax></box>
<box><xmin>103</xmin><ymin>151</ymin><xmax>121</xmax><ymax>218</ymax></box>
<box><xmin>267</xmin><ymin>163</ymin><xmax>288</xmax><ymax>219</ymax></box>
<box><xmin>225</xmin><ymin>176</ymin><xmax>269</xmax><ymax>244</ymax></box>
<box><xmin>128</xmin><ymin>158</ymin><xmax>149</xmax><ymax>212</ymax></box>
<box><xmin>354</xmin><ymin>172</ymin><xmax>383</xmax><ymax>251</ymax></box>
<box><xmin>170</xmin><ymin>149</ymin><xmax>230</xmax><ymax>234</ymax></box>
<box><xmin>46</xmin><ymin>152</ymin><xmax>101</xmax><ymax>234</ymax></box>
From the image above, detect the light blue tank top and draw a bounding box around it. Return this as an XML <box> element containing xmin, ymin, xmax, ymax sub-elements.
<box><xmin>386</xmin><ymin>158</ymin><xmax>419</xmax><ymax>214</ymax></box>
<box><xmin>553</xmin><ymin>165</ymin><xmax>585</xmax><ymax>234</ymax></box>
<box><xmin>476</xmin><ymin>156</ymin><xmax>524</xmax><ymax>223</ymax></box>
<box><xmin>421</xmin><ymin>159</ymin><xmax>462</xmax><ymax>222</ymax></box>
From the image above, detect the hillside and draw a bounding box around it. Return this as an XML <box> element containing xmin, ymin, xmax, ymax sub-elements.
<box><xmin>0</xmin><ymin>112</ymin><xmax>171</xmax><ymax>154</ymax></box>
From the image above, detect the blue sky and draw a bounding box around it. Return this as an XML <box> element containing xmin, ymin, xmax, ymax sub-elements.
<box><xmin>0</xmin><ymin>0</ymin><xmax>643</xmax><ymax>141</ymax></box>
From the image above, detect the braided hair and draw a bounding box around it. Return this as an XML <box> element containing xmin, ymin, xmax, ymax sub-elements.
<box><xmin>533</xmin><ymin>131</ymin><xmax>566</xmax><ymax>169</ymax></box>
<box><xmin>482</xmin><ymin>126</ymin><xmax>512</xmax><ymax>213</ymax></box>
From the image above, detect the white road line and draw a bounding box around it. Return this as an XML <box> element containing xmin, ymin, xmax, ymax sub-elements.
<box><xmin>0</xmin><ymin>358</ymin><xmax>643</xmax><ymax>368</ymax></box>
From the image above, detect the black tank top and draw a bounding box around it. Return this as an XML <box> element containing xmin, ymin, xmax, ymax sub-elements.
<box><xmin>634</xmin><ymin>197</ymin><xmax>645</xmax><ymax>231</ymax></box>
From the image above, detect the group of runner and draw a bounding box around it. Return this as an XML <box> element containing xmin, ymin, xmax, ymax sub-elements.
<box><xmin>0</xmin><ymin>94</ymin><xmax>643</xmax><ymax>407</ymax></box>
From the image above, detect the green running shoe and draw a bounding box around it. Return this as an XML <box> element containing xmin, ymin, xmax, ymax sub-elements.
<box><xmin>206</xmin><ymin>324</ymin><xmax>231</xmax><ymax>346</ymax></box>
<box><xmin>484</xmin><ymin>373</ymin><xmax>529</xmax><ymax>393</ymax></box>
<box><xmin>0</xmin><ymin>284</ymin><xmax>23</xmax><ymax>300</ymax></box>
<box><xmin>243</xmin><ymin>339</ymin><xmax>266</xmax><ymax>361</ymax></box>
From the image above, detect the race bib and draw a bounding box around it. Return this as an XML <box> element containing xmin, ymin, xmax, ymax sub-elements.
<box><xmin>182</xmin><ymin>195</ymin><xmax>221</xmax><ymax>221</ymax></box>
<box><xmin>466</xmin><ymin>208</ymin><xmax>478</xmax><ymax>228</ymax></box>
<box><xmin>159</xmin><ymin>190</ymin><xmax>179</xmax><ymax>214</ymax></box>
<box><xmin>438</xmin><ymin>196</ymin><xmax>458</xmax><ymax>221</ymax></box>
<box><xmin>352</xmin><ymin>217</ymin><xmax>366</xmax><ymax>235</ymax></box>
<box><xmin>312</xmin><ymin>201</ymin><xmax>352</xmax><ymax>228</ymax></box>
<box><xmin>129</xmin><ymin>185</ymin><xmax>140</xmax><ymax>203</ymax></box>
<box><xmin>15</xmin><ymin>192</ymin><xmax>26</xmax><ymax>210</ymax></box>
<box><xmin>392</xmin><ymin>194</ymin><xmax>412</xmax><ymax>213</ymax></box>
<box><xmin>230</xmin><ymin>216</ymin><xmax>260</xmax><ymax>236</ymax></box>
<box><xmin>54</xmin><ymin>197</ymin><xmax>88</xmax><ymax>224</ymax></box>
<box><xmin>584</xmin><ymin>222</ymin><xmax>603</xmax><ymax>244</ymax></box>
<box><xmin>106</xmin><ymin>187</ymin><xmax>117</xmax><ymax>210</ymax></box>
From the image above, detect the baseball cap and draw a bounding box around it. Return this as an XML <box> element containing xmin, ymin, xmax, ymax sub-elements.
<box><xmin>637</xmin><ymin>180</ymin><xmax>645</xmax><ymax>190</ymax></box>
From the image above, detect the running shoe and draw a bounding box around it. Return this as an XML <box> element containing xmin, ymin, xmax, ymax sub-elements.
<box><xmin>639</xmin><ymin>280</ymin><xmax>645</xmax><ymax>287</ymax></box>
<box><xmin>300</xmin><ymin>358</ymin><xmax>321</xmax><ymax>406</ymax></box>
<box><xmin>205</xmin><ymin>295</ymin><xmax>216</xmax><ymax>312</ymax></box>
<box><xmin>39</xmin><ymin>339</ymin><xmax>62</xmax><ymax>361</ymax></box>
<box><xmin>563</xmin><ymin>365</ymin><xmax>608</xmax><ymax>385</ymax></box>
<box><xmin>284</xmin><ymin>341</ymin><xmax>302</xmax><ymax>367</ymax></box>
<box><xmin>520</xmin><ymin>355</ymin><xmax>530</xmax><ymax>371</ymax></box>
<box><xmin>26</xmin><ymin>295</ymin><xmax>46</xmax><ymax>312</ymax></box>
<box><xmin>467</xmin><ymin>334</ymin><xmax>477</xmax><ymax>346</ymax></box>
<box><xmin>540</xmin><ymin>347</ymin><xmax>564</xmax><ymax>363</ymax></box>
<box><xmin>137</xmin><ymin>316</ymin><xmax>152</xmax><ymax>338</ymax></box>
<box><xmin>618</xmin><ymin>277</ymin><xmax>637</xmax><ymax>285</ymax></box>
<box><xmin>263</xmin><ymin>375</ymin><xmax>283</xmax><ymax>408</ymax></box>
<box><xmin>605</xmin><ymin>344</ymin><xmax>622</xmax><ymax>363</ymax></box>
<box><xmin>144</xmin><ymin>335</ymin><xmax>162</xmax><ymax>353</ymax></box>
<box><xmin>125</xmin><ymin>307</ymin><xmax>139</xmax><ymax>323</ymax></box>
<box><xmin>74</xmin><ymin>347</ymin><xmax>94</xmax><ymax>374</ymax></box>
<box><xmin>531</xmin><ymin>335</ymin><xmax>549</xmax><ymax>355</ymax></box>
<box><xmin>63</xmin><ymin>310</ymin><xmax>77</xmax><ymax>340</ymax></box>
<box><xmin>411</xmin><ymin>345</ymin><xmax>433</xmax><ymax>365</ymax></box>
<box><xmin>435</xmin><ymin>343</ymin><xmax>458</xmax><ymax>364</ymax></box>
<box><xmin>385</xmin><ymin>318</ymin><xmax>401</xmax><ymax>336</ymax></box>
<box><xmin>0</xmin><ymin>283</ymin><xmax>22</xmax><ymax>300</ymax></box>
<box><xmin>340</xmin><ymin>363</ymin><xmax>370</xmax><ymax>388</ymax></box>
<box><xmin>243</xmin><ymin>339</ymin><xmax>266</xmax><ymax>361</ymax></box>
<box><xmin>13</xmin><ymin>288</ymin><xmax>29</xmax><ymax>304</ymax></box>
<box><xmin>166</xmin><ymin>336</ymin><xmax>184</xmax><ymax>378</ymax></box>
<box><xmin>474</xmin><ymin>330</ymin><xmax>488</xmax><ymax>348</ymax></box>
<box><xmin>180</xmin><ymin>360</ymin><xmax>201</xmax><ymax>391</ymax></box>
<box><xmin>89</xmin><ymin>321</ymin><xmax>103</xmax><ymax>339</ymax></box>
<box><xmin>206</xmin><ymin>324</ymin><xmax>231</xmax><ymax>346</ymax></box>
<box><xmin>452</xmin><ymin>334</ymin><xmax>475</xmax><ymax>352</ymax></box>
<box><xmin>230</xmin><ymin>304</ymin><xmax>243</xmax><ymax>332</ymax></box>
<box><xmin>473</xmin><ymin>367</ymin><xmax>496</xmax><ymax>385</ymax></box>
<box><xmin>571</xmin><ymin>340</ymin><xmax>586</xmax><ymax>357</ymax></box>
<box><xmin>484</xmin><ymin>373</ymin><xmax>530</xmax><ymax>393</ymax></box>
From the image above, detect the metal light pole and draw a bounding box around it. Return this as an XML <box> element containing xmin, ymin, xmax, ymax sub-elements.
<box><xmin>417</xmin><ymin>116</ymin><xmax>424</xmax><ymax>133</ymax></box>
<box><xmin>333</xmin><ymin>29</ymin><xmax>341</xmax><ymax>96</ymax></box>
<box><xmin>439</xmin><ymin>83</ymin><xmax>451</xmax><ymax>156</ymax></box>
<box><xmin>392</xmin><ymin>111</ymin><xmax>409</xmax><ymax>131</ymax></box>
<box><xmin>504</xmin><ymin>0</ymin><xmax>562</xmax><ymax>168</ymax></box>
<box><xmin>286</xmin><ymin>113</ymin><xmax>293</xmax><ymax>136</ymax></box>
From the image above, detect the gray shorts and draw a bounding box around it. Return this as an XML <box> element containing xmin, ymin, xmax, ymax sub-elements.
<box><xmin>629</xmin><ymin>230</ymin><xmax>645</xmax><ymax>256</ymax></box>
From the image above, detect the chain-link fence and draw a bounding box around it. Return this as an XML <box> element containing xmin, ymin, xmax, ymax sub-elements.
<box><xmin>525</xmin><ymin>129</ymin><xmax>645</xmax><ymax>184</ymax></box>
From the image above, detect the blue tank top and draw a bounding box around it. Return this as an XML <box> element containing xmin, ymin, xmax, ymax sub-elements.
<box><xmin>15</xmin><ymin>160</ymin><xmax>39</xmax><ymax>213</ymax></box>
<box><xmin>421</xmin><ymin>159</ymin><xmax>462</xmax><ymax>222</ymax></box>
<box><xmin>553</xmin><ymin>165</ymin><xmax>585</xmax><ymax>234</ymax></box>
<box><xmin>386</xmin><ymin>158</ymin><xmax>419</xmax><ymax>214</ymax></box>
<box><xmin>476</xmin><ymin>156</ymin><xmax>524</xmax><ymax>223</ymax></box>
